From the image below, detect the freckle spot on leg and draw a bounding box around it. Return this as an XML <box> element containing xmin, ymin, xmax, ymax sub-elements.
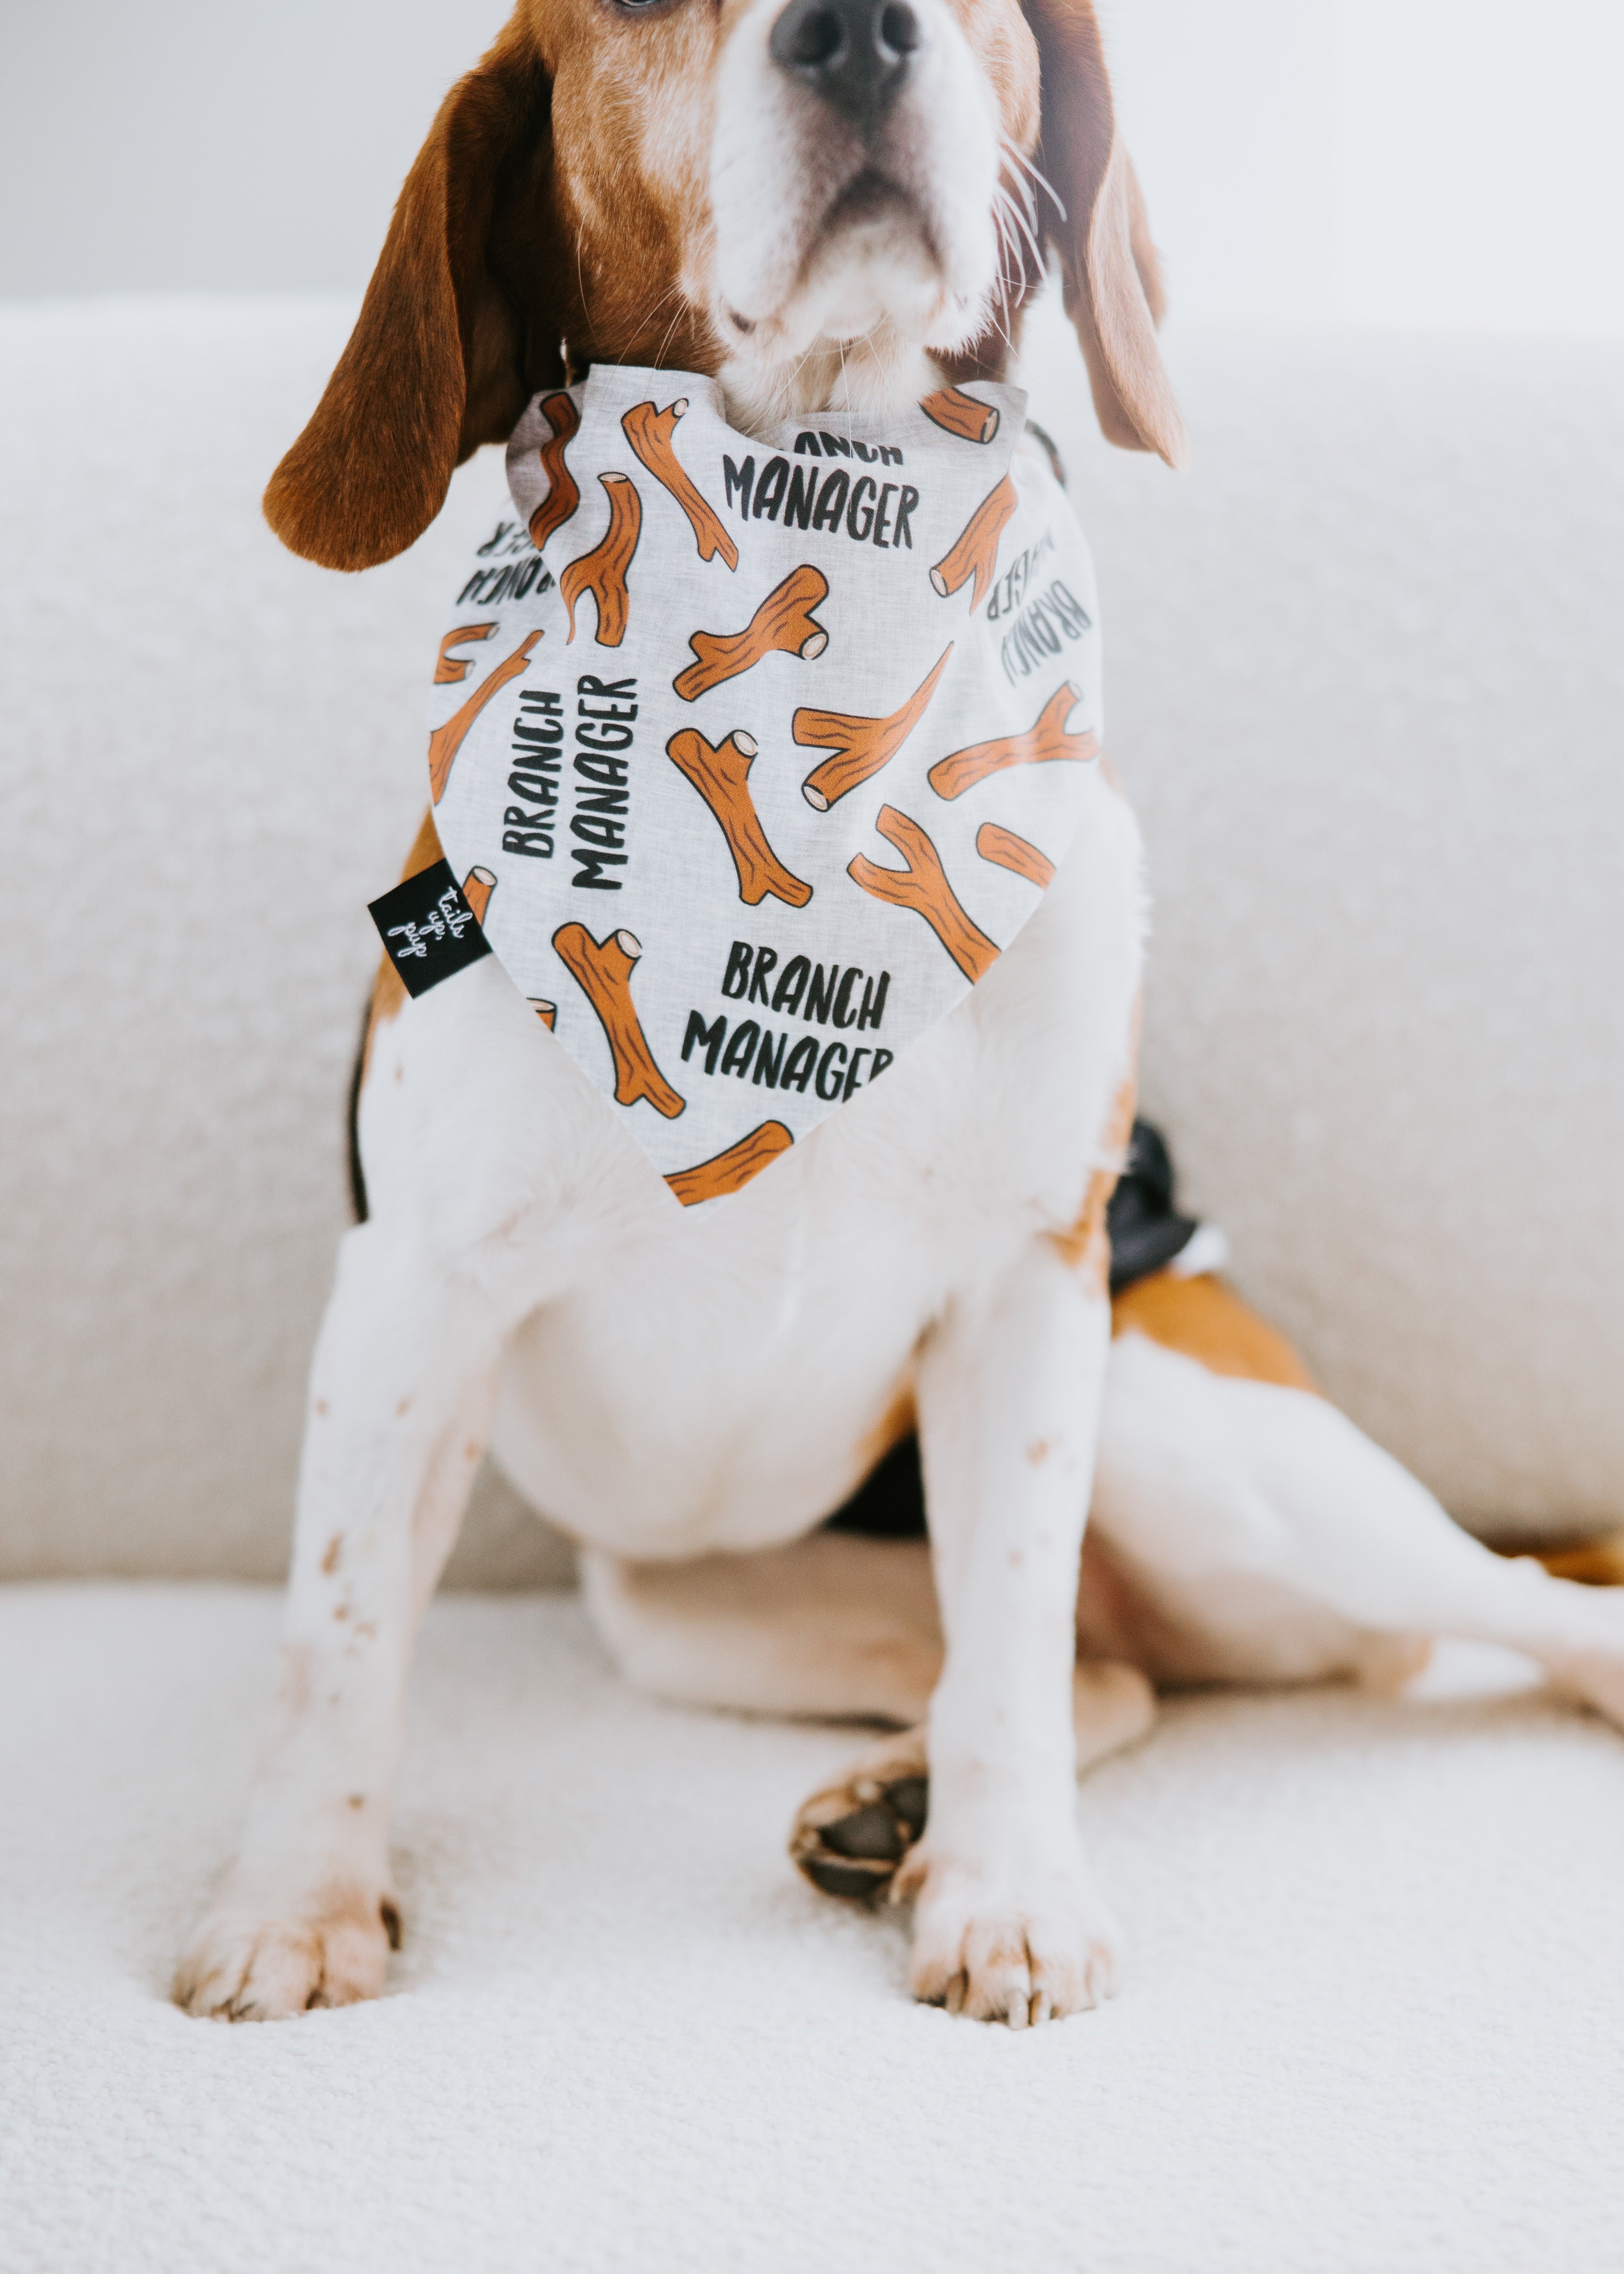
<box><xmin>1026</xmin><ymin>1439</ymin><xmax>1050</xmax><ymax>1465</ymax></box>
<box><xmin>395</xmin><ymin>1397</ymin><xmax>412</xmax><ymax>1417</ymax></box>
<box><xmin>464</xmin><ymin>1442</ymin><xmax>479</xmax><ymax>1460</ymax></box>
<box><xmin>333</xmin><ymin>1604</ymin><xmax>349</xmax><ymax>1621</ymax></box>
<box><xmin>355</xmin><ymin>1622</ymin><xmax>377</xmax><ymax>1640</ymax></box>
<box><xmin>321</xmin><ymin>1534</ymin><xmax>343</xmax><ymax>1575</ymax></box>
<box><xmin>314</xmin><ymin>1400</ymin><xmax>328</xmax><ymax>1417</ymax></box>
<box><xmin>1008</xmin><ymin>1547</ymin><xmax>1024</xmax><ymax>1568</ymax></box>
<box><xmin>347</xmin><ymin>1794</ymin><xmax>366</xmax><ymax>1811</ymax></box>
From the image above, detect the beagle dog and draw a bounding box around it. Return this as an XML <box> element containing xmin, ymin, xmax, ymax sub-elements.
<box><xmin>177</xmin><ymin>0</ymin><xmax>1624</xmax><ymax>2027</ymax></box>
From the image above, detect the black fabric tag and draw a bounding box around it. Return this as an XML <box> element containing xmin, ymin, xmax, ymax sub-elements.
<box><xmin>368</xmin><ymin>860</ymin><xmax>492</xmax><ymax>999</ymax></box>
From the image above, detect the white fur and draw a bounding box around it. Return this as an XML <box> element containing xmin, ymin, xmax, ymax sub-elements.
<box><xmin>708</xmin><ymin>0</ymin><xmax>1003</xmax><ymax>427</ymax></box>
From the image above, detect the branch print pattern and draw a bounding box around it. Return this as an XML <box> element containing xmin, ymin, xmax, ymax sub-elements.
<box><xmin>794</xmin><ymin>646</ymin><xmax>952</xmax><ymax>811</ymax></box>
<box><xmin>673</xmin><ymin>566</ymin><xmax>829</xmax><ymax>701</ymax></box>
<box><xmin>847</xmin><ymin>806</ymin><xmax>999</xmax><ymax>983</ymax></box>
<box><xmin>667</xmin><ymin>729</ymin><xmax>813</xmax><ymax>908</ymax></box>
<box><xmin>622</xmin><ymin>399</ymin><xmax>739</xmax><ymax>570</ymax></box>
<box><xmin>928</xmin><ymin>682</ymin><xmax>1097</xmax><ymax>800</ymax></box>
<box><xmin>551</xmin><ymin>924</ymin><xmax>685</xmax><ymax>1118</ymax></box>
<box><xmin>527</xmin><ymin>392</ymin><xmax>582</xmax><ymax>552</ymax></box>
<box><xmin>561</xmin><ymin>474</ymin><xmax>643</xmax><ymax>646</ymax></box>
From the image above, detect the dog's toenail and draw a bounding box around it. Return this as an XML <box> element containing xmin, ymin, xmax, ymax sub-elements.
<box><xmin>380</xmin><ymin>1898</ymin><xmax>402</xmax><ymax>1950</ymax></box>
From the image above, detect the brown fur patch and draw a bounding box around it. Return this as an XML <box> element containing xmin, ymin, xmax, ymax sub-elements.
<box><xmin>859</xmin><ymin>1382</ymin><xmax>918</xmax><ymax>1475</ymax></box>
<box><xmin>1110</xmin><ymin>1270</ymin><xmax>1320</xmax><ymax>1393</ymax></box>
<box><xmin>1527</xmin><ymin>1532</ymin><xmax>1624</xmax><ymax>1587</ymax></box>
<box><xmin>1052</xmin><ymin>1041</ymin><xmax>1139</xmax><ymax>1295</ymax></box>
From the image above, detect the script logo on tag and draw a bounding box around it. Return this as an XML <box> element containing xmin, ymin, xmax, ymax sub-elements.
<box><xmin>368</xmin><ymin>859</ymin><xmax>494</xmax><ymax>1000</ymax></box>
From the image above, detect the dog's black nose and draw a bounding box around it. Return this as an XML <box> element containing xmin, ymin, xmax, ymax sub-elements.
<box><xmin>770</xmin><ymin>0</ymin><xmax>921</xmax><ymax>130</ymax></box>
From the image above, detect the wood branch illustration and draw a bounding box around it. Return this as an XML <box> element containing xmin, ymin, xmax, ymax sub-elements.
<box><xmin>847</xmin><ymin>806</ymin><xmax>999</xmax><ymax>983</ymax></box>
<box><xmin>929</xmin><ymin>473</ymin><xmax>1017</xmax><ymax>608</ymax></box>
<box><xmin>666</xmin><ymin>729</ymin><xmax>813</xmax><ymax>908</ymax></box>
<box><xmin>927</xmin><ymin>682</ymin><xmax>1098</xmax><ymax>800</ymax></box>
<box><xmin>794</xmin><ymin>644</ymin><xmax>952</xmax><ymax>811</ymax></box>
<box><xmin>434</xmin><ymin>622</ymin><xmax>497</xmax><ymax>684</ymax></box>
<box><xmin>921</xmin><ymin>386</ymin><xmax>1000</xmax><ymax>445</ymax></box>
<box><xmin>666</xmin><ymin>1120</ymin><xmax>794</xmax><ymax>1208</ymax></box>
<box><xmin>560</xmin><ymin>474</ymin><xmax>643</xmax><ymax>645</ymax></box>
<box><xmin>975</xmin><ymin>821</ymin><xmax>1055</xmax><ymax>890</ymax></box>
<box><xmin>427</xmin><ymin>628</ymin><xmax>543</xmax><ymax>804</ymax></box>
<box><xmin>551</xmin><ymin>923</ymin><xmax>685</xmax><ymax>1119</ymax></box>
<box><xmin>622</xmin><ymin>399</ymin><xmax>739</xmax><ymax>570</ymax></box>
<box><xmin>528</xmin><ymin>999</ymin><xmax>557</xmax><ymax>1031</ymax></box>
<box><xmin>527</xmin><ymin>391</ymin><xmax>582</xmax><ymax>552</ymax></box>
<box><xmin>673</xmin><ymin>565</ymin><xmax>829</xmax><ymax>702</ymax></box>
<box><xmin>461</xmin><ymin>867</ymin><xmax>496</xmax><ymax>926</ymax></box>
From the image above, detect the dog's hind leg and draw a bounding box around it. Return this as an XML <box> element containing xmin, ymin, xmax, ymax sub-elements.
<box><xmin>581</xmin><ymin>1531</ymin><xmax>946</xmax><ymax>1726</ymax></box>
<box><xmin>175</xmin><ymin>1219</ymin><xmax>505</xmax><ymax>2020</ymax></box>
<box><xmin>1093</xmin><ymin>1329</ymin><xmax>1624</xmax><ymax>1721</ymax></box>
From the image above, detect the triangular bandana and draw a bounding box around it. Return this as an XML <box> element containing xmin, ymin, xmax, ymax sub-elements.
<box><xmin>426</xmin><ymin>364</ymin><xmax>1102</xmax><ymax>1210</ymax></box>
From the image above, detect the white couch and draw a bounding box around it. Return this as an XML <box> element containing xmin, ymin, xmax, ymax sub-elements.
<box><xmin>3</xmin><ymin>297</ymin><xmax>1622</xmax><ymax>2274</ymax></box>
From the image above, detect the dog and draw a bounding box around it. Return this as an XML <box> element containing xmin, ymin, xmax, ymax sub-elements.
<box><xmin>177</xmin><ymin>0</ymin><xmax>1624</xmax><ymax>2028</ymax></box>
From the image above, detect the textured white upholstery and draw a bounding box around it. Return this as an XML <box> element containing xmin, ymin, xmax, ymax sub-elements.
<box><xmin>5</xmin><ymin>1585</ymin><xmax>1624</xmax><ymax>2274</ymax></box>
<box><xmin>2</xmin><ymin>292</ymin><xmax>1619</xmax><ymax>1578</ymax></box>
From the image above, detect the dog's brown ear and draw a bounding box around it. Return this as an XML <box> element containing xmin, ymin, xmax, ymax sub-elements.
<box><xmin>265</xmin><ymin>29</ymin><xmax>556</xmax><ymax>570</ymax></box>
<box><xmin>1024</xmin><ymin>0</ymin><xmax>1186</xmax><ymax>467</ymax></box>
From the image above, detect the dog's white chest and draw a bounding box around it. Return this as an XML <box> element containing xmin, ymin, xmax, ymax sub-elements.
<box><xmin>448</xmin><ymin>779</ymin><xmax>1146</xmax><ymax>1557</ymax></box>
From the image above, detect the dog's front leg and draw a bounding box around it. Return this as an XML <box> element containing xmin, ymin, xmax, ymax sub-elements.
<box><xmin>177</xmin><ymin>1220</ymin><xmax>502</xmax><ymax>2019</ymax></box>
<box><xmin>902</xmin><ymin>1235</ymin><xmax>1119</xmax><ymax>2026</ymax></box>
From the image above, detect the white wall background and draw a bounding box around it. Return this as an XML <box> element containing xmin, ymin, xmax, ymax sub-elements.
<box><xmin>2</xmin><ymin>0</ymin><xmax>1620</xmax><ymax>333</ymax></box>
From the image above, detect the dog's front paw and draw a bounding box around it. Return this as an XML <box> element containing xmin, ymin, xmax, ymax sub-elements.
<box><xmin>175</xmin><ymin>1885</ymin><xmax>400</xmax><ymax>2021</ymax></box>
<box><xmin>900</xmin><ymin>1849</ymin><xmax>1121</xmax><ymax>2026</ymax></box>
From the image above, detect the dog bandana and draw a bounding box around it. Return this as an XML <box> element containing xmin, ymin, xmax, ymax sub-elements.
<box><xmin>409</xmin><ymin>362</ymin><xmax>1102</xmax><ymax>1209</ymax></box>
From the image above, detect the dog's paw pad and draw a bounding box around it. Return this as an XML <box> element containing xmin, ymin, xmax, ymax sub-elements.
<box><xmin>790</xmin><ymin>1755</ymin><xmax>929</xmax><ymax>1902</ymax></box>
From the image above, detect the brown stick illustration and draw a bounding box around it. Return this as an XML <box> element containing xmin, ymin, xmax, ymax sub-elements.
<box><xmin>527</xmin><ymin>391</ymin><xmax>582</xmax><ymax>552</ymax></box>
<box><xmin>434</xmin><ymin>622</ymin><xmax>497</xmax><ymax>684</ymax></box>
<box><xmin>930</xmin><ymin>473</ymin><xmax>1017</xmax><ymax>608</ymax></box>
<box><xmin>560</xmin><ymin>475</ymin><xmax>643</xmax><ymax>646</ymax></box>
<box><xmin>673</xmin><ymin>566</ymin><xmax>829</xmax><ymax>702</ymax></box>
<box><xmin>460</xmin><ymin>867</ymin><xmax>496</xmax><ymax>926</ymax></box>
<box><xmin>975</xmin><ymin>822</ymin><xmax>1055</xmax><ymax>890</ymax></box>
<box><xmin>622</xmin><ymin>399</ymin><xmax>739</xmax><ymax>571</ymax></box>
<box><xmin>666</xmin><ymin>729</ymin><xmax>812</xmax><ymax>908</ymax></box>
<box><xmin>666</xmin><ymin>1121</ymin><xmax>794</xmax><ymax>1208</ymax></box>
<box><xmin>794</xmin><ymin>645</ymin><xmax>952</xmax><ymax>811</ymax></box>
<box><xmin>551</xmin><ymin>923</ymin><xmax>685</xmax><ymax>1119</ymax></box>
<box><xmin>528</xmin><ymin>999</ymin><xmax>557</xmax><ymax>1031</ymax></box>
<box><xmin>847</xmin><ymin>806</ymin><xmax>999</xmax><ymax>983</ymax></box>
<box><xmin>928</xmin><ymin>682</ymin><xmax>1098</xmax><ymax>800</ymax></box>
<box><xmin>921</xmin><ymin>386</ymin><xmax>1000</xmax><ymax>445</ymax></box>
<box><xmin>428</xmin><ymin>629</ymin><xmax>543</xmax><ymax>804</ymax></box>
